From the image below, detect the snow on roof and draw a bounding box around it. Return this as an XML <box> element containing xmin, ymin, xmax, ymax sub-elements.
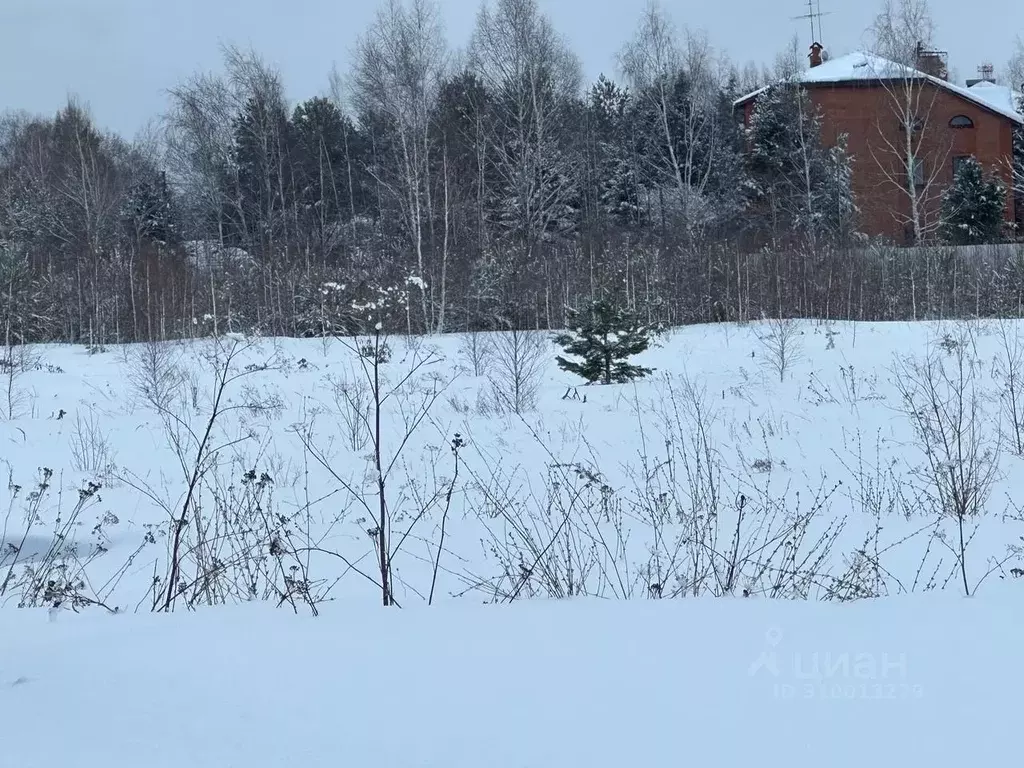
<box><xmin>799</xmin><ymin>51</ymin><xmax>910</xmax><ymax>83</ymax></box>
<box><xmin>966</xmin><ymin>80</ymin><xmax>1021</xmax><ymax>117</ymax></box>
<box><xmin>734</xmin><ymin>50</ymin><xmax>1024</xmax><ymax>125</ymax></box>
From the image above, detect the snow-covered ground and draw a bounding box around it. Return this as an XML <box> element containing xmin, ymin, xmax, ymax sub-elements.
<box><xmin>2</xmin><ymin>318</ymin><xmax>1022</xmax><ymax>765</ymax></box>
<box><xmin>4</xmin><ymin>318</ymin><xmax>1023</xmax><ymax>607</ymax></box>
<box><xmin>5</xmin><ymin>591</ymin><xmax>1022</xmax><ymax>767</ymax></box>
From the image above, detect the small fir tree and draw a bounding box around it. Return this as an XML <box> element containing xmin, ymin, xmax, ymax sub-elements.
<box><xmin>939</xmin><ymin>156</ymin><xmax>1006</xmax><ymax>245</ymax></box>
<box><xmin>554</xmin><ymin>300</ymin><xmax>658</xmax><ymax>385</ymax></box>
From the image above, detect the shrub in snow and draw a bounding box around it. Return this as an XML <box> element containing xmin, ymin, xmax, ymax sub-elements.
<box><xmin>292</xmin><ymin>275</ymin><xmax>355</xmax><ymax>339</ymax></box>
<box><xmin>939</xmin><ymin>157</ymin><xmax>1006</xmax><ymax>246</ymax></box>
<box><xmin>485</xmin><ymin>326</ymin><xmax>547</xmax><ymax>414</ymax></box>
<box><xmin>553</xmin><ymin>300</ymin><xmax>660</xmax><ymax>385</ymax></box>
<box><xmin>757</xmin><ymin>316</ymin><xmax>803</xmax><ymax>383</ymax></box>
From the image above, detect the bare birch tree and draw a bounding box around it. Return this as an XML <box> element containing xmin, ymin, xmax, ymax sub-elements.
<box><xmin>1006</xmin><ymin>36</ymin><xmax>1024</xmax><ymax>93</ymax></box>
<box><xmin>619</xmin><ymin>2</ymin><xmax>684</xmax><ymax>193</ymax></box>
<box><xmin>619</xmin><ymin>2</ymin><xmax>721</xmax><ymax>237</ymax></box>
<box><xmin>470</xmin><ymin>0</ymin><xmax>582</xmax><ymax>315</ymax></box>
<box><xmin>166</xmin><ymin>65</ymin><xmax>245</xmax><ymax>253</ymax></box>
<box><xmin>352</xmin><ymin>0</ymin><xmax>449</xmax><ymax>333</ymax></box>
<box><xmin>867</xmin><ymin>0</ymin><xmax>949</xmax><ymax>243</ymax></box>
<box><xmin>1007</xmin><ymin>40</ymin><xmax>1024</xmax><ymax>203</ymax></box>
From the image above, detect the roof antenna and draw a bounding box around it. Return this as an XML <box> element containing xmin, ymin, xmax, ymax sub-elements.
<box><xmin>792</xmin><ymin>0</ymin><xmax>831</xmax><ymax>45</ymax></box>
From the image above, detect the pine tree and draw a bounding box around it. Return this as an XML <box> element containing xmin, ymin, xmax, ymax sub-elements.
<box><xmin>939</xmin><ymin>156</ymin><xmax>1006</xmax><ymax>245</ymax></box>
<box><xmin>553</xmin><ymin>300</ymin><xmax>659</xmax><ymax>385</ymax></box>
<box><xmin>231</xmin><ymin>92</ymin><xmax>292</xmax><ymax>253</ymax></box>
<box><xmin>291</xmin><ymin>96</ymin><xmax>368</xmax><ymax>239</ymax></box>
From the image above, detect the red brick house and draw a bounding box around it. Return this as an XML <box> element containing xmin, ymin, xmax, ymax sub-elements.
<box><xmin>734</xmin><ymin>45</ymin><xmax>1024</xmax><ymax>244</ymax></box>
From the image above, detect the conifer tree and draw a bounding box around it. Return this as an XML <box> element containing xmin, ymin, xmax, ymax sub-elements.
<box><xmin>590</xmin><ymin>75</ymin><xmax>644</xmax><ymax>229</ymax></box>
<box><xmin>125</xmin><ymin>170</ymin><xmax>177</xmax><ymax>246</ymax></box>
<box><xmin>553</xmin><ymin>299</ymin><xmax>658</xmax><ymax>384</ymax></box>
<box><xmin>817</xmin><ymin>134</ymin><xmax>858</xmax><ymax>243</ymax></box>
<box><xmin>744</xmin><ymin>82</ymin><xmax>858</xmax><ymax>247</ymax></box>
<box><xmin>702</xmin><ymin>71</ymin><xmax>749</xmax><ymax>232</ymax></box>
<box><xmin>747</xmin><ymin>84</ymin><xmax>817</xmax><ymax>239</ymax></box>
<box><xmin>1012</xmin><ymin>98</ymin><xmax>1023</xmax><ymax>225</ymax></box>
<box><xmin>939</xmin><ymin>156</ymin><xmax>1006</xmax><ymax>245</ymax></box>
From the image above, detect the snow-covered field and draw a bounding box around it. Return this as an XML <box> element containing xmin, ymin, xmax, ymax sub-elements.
<box><xmin>5</xmin><ymin>590</ymin><xmax>1022</xmax><ymax>767</ymax></box>
<box><xmin>2</xmin><ymin>318</ymin><xmax>1022</xmax><ymax>765</ymax></box>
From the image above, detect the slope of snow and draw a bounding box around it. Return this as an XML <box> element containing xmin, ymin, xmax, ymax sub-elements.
<box><xmin>3</xmin><ymin>591</ymin><xmax>1022</xmax><ymax>768</ymax></box>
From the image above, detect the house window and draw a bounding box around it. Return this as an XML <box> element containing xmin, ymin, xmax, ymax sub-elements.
<box><xmin>908</xmin><ymin>154</ymin><xmax>925</xmax><ymax>188</ymax></box>
<box><xmin>952</xmin><ymin>154</ymin><xmax>973</xmax><ymax>177</ymax></box>
<box><xmin>899</xmin><ymin>117</ymin><xmax>925</xmax><ymax>132</ymax></box>
<box><xmin>949</xmin><ymin>115</ymin><xmax>974</xmax><ymax>128</ymax></box>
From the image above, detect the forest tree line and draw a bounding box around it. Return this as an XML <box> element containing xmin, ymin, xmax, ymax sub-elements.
<box><xmin>2</xmin><ymin>0</ymin><xmax>1024</xmax><ymax>346</ymax></box>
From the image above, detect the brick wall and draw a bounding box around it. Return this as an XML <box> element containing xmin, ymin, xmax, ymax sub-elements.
<box><xmin>741</xmin><ymin>81</ymin><xmax>1016</xmax><ymax>244</ymax></box>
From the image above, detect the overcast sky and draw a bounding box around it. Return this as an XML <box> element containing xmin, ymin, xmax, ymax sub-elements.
<box><xmin>1</xmin><ymin>0</ymin><xmax>1018</xmax><ymax>138</ymax></box>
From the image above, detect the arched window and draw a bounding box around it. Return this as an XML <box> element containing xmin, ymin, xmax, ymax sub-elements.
<box><xmin>949</xmin><ymin>115</ymin><xmax>974</xmax><ymax>128</ymax></box>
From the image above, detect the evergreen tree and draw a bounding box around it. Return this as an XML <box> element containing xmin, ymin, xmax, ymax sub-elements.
<box><xmin>701</xmin><ymin>72</ymin><xmax>749</xmax><ymax>235</ymax></box>
<box><xmin>746</xmin><ymin>85</ymin><xmax>797</xmax><ymax>184</ymax></box>
<box><xmin>292</xmin><ymin>98</ymin><xmax>349</xmax><ymax>218</ymax></box>
<box><xmin>816</xmin><ymin>134</ymin><xmax>858</xmax><ymax>243</ymax></box>
<box><xmin>745</xmin><ymin>83</ymin><xmax>851</xmax><ymax>245</ymax></box>
<box><xmin>125</xmin><ymin>170</ymin><xmax>177</xmax><ymax>246</ymax></box>
<box><xmin>1012</xmin><ymin>96</ymin><xmax>1023</xmax><ymax>226</ymax></box>
<box><xmin>231</xmin><ymin>92</ymin><xmax>292</xmax><ymax>254</ymax></box>
<box><xmin>291</xmin><ymin>96</ymin><xmax>370</xmax><ymax>261</ymax></box>
<box><xmin>590</xmin><ymin>75</ymin><xmax>644</xmax><ymax>229</ymax></box>
<box><xmin>939</xmin><ymin>156</ymin><xmax>1006</xmax><ymax>245</ymax></box>
<box><xmin>553</xmin><ymin>299</ymin><xmax>659</xmax><ymax>384</ymax></box>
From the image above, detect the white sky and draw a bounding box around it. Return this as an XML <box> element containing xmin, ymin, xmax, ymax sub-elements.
<box><xmin>1</xmin><ymin>0</ymin><xmax>1019</xmax><ymax>137</ymax></box>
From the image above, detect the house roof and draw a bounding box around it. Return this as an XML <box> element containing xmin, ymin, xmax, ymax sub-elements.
<box><xmin>734</xmin><ymin>51</ymin><xmax>1024</xmax><ymax>125</ymax></box>
<box><xmin>966</xmin><ymin>80</ymin><xmax>1022</xmax><ymax>118</ymax></box>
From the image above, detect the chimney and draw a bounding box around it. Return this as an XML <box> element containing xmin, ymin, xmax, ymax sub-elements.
<box><xmin>914</xmin><ymin>41</ymin><xmax>948</xmax><ymax>80</ymax></box>
<box><xmin>808</xmin><ymin>41</ymin><xmax>824</xmax><ymax>68</ymax></box>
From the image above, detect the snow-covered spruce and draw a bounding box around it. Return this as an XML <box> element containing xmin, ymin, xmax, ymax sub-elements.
<box><xmin>553</xmin><ymin>300</ymin><xmax>661</xmax><ymax>385</ymax></box>
<box><xmin>940</xmin><ymin>156</ymin><xmax>1007</xmax><ymax>245</ymax></box>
